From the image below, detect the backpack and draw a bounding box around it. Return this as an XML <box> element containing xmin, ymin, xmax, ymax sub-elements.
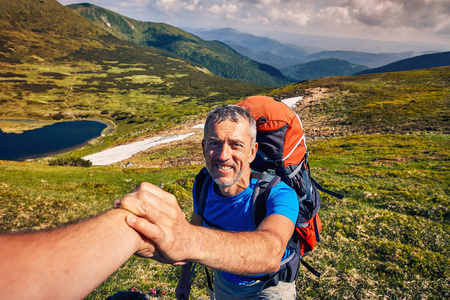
<box><xmin>194</xmin><ymin>96</ymin><xmax>343</xmax><ymax>283</ymax></box>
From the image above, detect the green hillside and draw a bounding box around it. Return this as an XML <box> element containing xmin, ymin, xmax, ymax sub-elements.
<box><xmin>0</xmin><ymin>0</ymin><xmax>268</xmax><ymax>149</ymax></box>
<box><xmin>68</xmin><ymin>3</ymin><xmax>290</xmax><ymax>87</ymax></box>
<box><xmin>281</xmin><ymin>58</ymin><xmax>369</xmax><ymax>81</ymax></box>
<box><xmin>269</xmin><ymin>66</ymin><xmax>449</xmax><ymax>136</ymax></box>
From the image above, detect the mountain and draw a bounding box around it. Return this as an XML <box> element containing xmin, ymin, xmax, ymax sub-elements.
<box><xmin>183</xmin><ymin>27</ymin><xmax>431</xmax><ymax>70</ymax></box>
<box><xmin>356</xmin><ymin>51</ymin><xmax>450</xmax><ymax>75</ymax></box>
<box><xmin>67</xmin><ymin>4</ymin><xmax>290</xmax><ymax>87</ymax></box>
<box><xmin>305</xmin><ymin>51</ymin><xmax>417</xmax><ymax>68</ymax></box>
<box><xmin>220</xmin><ymin>41</ymin><xmax>306</xmax><ymax>69</ymax></box>
<box><xmin>281</xmin><ymin>58</ymin><xmax>369</xmax><ymax>82</ymax></box>
<box><xmin>258</xmin><ymin>30</ymin><xmax>450</xmax><ymax>54</ymax></box>
<box><xmin>0</xmin><ymin>0</ymin><xmax>268</xmax><ymax>134</ymax></box>
<box><xmin>184</xmin><ymin>27</ymin><xmax>307</xmax><ymax>69</ymax></box>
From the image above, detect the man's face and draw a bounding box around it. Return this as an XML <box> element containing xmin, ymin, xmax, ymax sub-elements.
<box><xmin>202</xmin><ymin>119</ymin><xmax>257</xmax><ymax>195</ymax></box>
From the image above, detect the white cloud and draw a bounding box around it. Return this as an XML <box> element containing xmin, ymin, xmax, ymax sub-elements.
<box><xmin>57</xmin><ymin>0</ymin><xmax>450</xmax><ymax>46</ymax></box>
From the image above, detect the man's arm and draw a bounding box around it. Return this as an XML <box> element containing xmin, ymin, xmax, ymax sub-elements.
<box><xmin>0</xmin><ymin>209</ymin><xmax>158</xmax><ymax>300</ymax></box>
<box><xmin>176</xmin><ymin>213</ymin><xmax>203</xmax><ymax>299</ymax></box>
<box><xmin>117</xmin><ymin>182</ymin><xmax>295</xmax><ymax>275</ymax></box>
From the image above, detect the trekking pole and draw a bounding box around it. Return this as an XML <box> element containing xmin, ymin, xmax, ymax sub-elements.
<box><xmin>180</xmin><ymin>263</ymin><xmax>197</xmax><ymax>300</ymax></box>
<box><xmin>204</xmin><ymin>267</ymin><xmax>215</xmax><ymax>300</ymax></box>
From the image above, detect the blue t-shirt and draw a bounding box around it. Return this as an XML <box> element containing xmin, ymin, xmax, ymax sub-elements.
<box><xmin>193</xmin><ymin>176</ymin><xmax>299</xmax><ymax>285</ymax></box>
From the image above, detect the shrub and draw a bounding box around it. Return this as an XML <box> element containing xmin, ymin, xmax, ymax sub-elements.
<box><xmin>48</xmin><ymin>157</ymin><xmax>92</xmax><ymax>167</ymax></box>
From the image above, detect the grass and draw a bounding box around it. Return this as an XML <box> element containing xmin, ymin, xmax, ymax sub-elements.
<box><xmin>299</xmin><ymin>134</ymin><xmax>449</xmax><ymax>299</ymax></box>
<box><xmin>268</xmin><ymin>67</ymin><xmax>450</xmax><ymax>136</ymax></box>
<box><xmin>0</xmin><ymin>133</ymin><xmax>447</xmax><ymax>299</ymax></box>
<box><xmin>0</xmin><ymin>62</ymin><xmax>448</xmax><ymax>298</ymax></box>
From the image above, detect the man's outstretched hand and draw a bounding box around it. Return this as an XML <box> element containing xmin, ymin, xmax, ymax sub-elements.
<box><xmin>114</xmin><ymin>182</ymin><xmax>194</xmax><ymax>266</ymax></box>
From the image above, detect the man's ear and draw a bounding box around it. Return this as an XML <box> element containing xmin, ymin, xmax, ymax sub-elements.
<box><xmin>248</xmin><ymin>142</ymin><xmax>258</xmax><ymax>163</ymax></box>
<box><xmin>202</xmin><ymin>139</ymin><xmax>206</xmax><ymax>157</ymax></box>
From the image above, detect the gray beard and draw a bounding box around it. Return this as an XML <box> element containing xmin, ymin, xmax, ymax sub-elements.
<box><xmin>206</xmin><ymin>164</ymin><xmax>248</xmax><ymax>188</ymax></box>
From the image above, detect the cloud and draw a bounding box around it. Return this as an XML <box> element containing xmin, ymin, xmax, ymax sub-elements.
<box><xmin>146</xmin><ymin>0</ymin><xmax>314</xmax><ymax>27</ymax></box>
<box><xmin>57</xmin><ymin>0</ymin><xmax>450</xmax><ymax>45</ymax></box>
<box><xmin>336</xmin><ymin>0</ymin><xmax>450</xmax><ymax>31</ymax></box>
<box><xmin>143</xmin><ymin>0</ymin><xmax>450</xmax><ymax>34</ymax></box>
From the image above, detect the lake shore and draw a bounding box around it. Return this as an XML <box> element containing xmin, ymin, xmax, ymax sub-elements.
<box><xmin>0</xmin><ymin>117</ymin><xmax>116</xmax><ymax>135</ymax></box>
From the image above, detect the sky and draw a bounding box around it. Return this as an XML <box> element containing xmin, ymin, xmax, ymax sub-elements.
<box><xmin>57</xmin><ymin>0</ymin><xmax>450</xmax><ymax>50</ymax></box>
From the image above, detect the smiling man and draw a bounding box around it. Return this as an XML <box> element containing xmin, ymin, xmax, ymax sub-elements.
<box><xmin>117</xmin><ymin>104</ymin><xmax>299</xmax><ymax>299</ymax></box>
<box><xmin>181</xmin><ymin>105</ymin><xmax>299</xmax><ymax>299</ymax></box>
<box><xmin>203</xmin><ymin>109</ymin><xmax>256</xmax><ymax>192</ymax></box>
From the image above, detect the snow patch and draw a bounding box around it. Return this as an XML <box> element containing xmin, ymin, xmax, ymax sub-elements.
<box><xmin>282</xmin><ymin>96</ymin><xmax>303</xmax><ymax>108</ymax></box>
<box><xmin>83</xmin><ymin>133</ymin><xmax>195</xmax><ymax>165</ymax></box>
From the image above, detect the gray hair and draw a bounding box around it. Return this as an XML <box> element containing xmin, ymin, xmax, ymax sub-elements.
<box><xmin>204</xmin><ymin>104</ymin><xmax>256</xmax><ymax>145</ymax></box>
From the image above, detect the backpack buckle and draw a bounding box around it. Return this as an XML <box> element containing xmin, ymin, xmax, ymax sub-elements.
<box><xmin>266</xmin><ymin>169</ymin><xmax>276</xmax><ymax>176</ymax></box>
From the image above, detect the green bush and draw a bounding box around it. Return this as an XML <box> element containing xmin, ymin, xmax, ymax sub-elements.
<box><xmin>48</xmin><ymin>156</ymin><xmax>92</xmax><ymax>167</ymax></box>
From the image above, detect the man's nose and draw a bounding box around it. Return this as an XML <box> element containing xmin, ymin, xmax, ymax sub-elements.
<box><xmin>218</xmin><ymin>143</ymin><xmax>231</xmax><ymax>161</ymax></box>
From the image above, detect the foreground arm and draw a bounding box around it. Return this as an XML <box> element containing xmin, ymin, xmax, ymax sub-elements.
<box><xmin>175</xmin><ymin>213</ymin><xmax>203</xmax><ymax>299</ymax></box>
<box><xmin>117</xmin><ymin>182</ymin><xmax>295</xmax><ymax>276</ymax></box>
<box><xmin>0</xmin><ymin>209</ymin><xmax>156</xmax><ymax>300</ymax></box>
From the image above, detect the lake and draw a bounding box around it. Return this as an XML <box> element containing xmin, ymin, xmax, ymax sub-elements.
<box><xmin>0</xmin><ymin>120</ymin><xmax>107</xmax><ymax>161</ymax></box>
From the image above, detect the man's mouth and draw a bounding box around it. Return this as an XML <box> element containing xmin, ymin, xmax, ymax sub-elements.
<box><xmin>217</xmin><ymin>164</ymin><xmax>233</xmax><ymax>171</ymax></box>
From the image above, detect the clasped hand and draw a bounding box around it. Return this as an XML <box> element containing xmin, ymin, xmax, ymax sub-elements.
<box><xmin>114</xmin><ymin>182</ymin><xmax>192</xmax><ymax>266</ymax></box>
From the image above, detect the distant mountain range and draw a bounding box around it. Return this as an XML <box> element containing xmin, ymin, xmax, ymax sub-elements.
<box><xmin>68</xmin><ymin>3</ymin><xmax>290</xmax><ymax>87</ymax></box>
<box><xmin>304</xmin><ymin>51</ymin><xmax>417</xmax><ymax>69</ymax></box>
<box><xmin>185</xmin><ymin>27</ymin><xmax>422</xmax><ymax>69</ymax></box>
<box><xmin>183</xmin><ymin>27</ymin><xmax>307</xmax><ymax>69</ymax></box>
<box><xmin>186</xmin><ymin>27</ymin><xmax>450</xmax><ymax>80</ymax></box>
<box><xmin>281</xmin><ymin>58</ymin><xmax>369</xmax><ymax>82</ymax></box>
<box><xmin>356</xmin><ymin>51</ymin><xmax>450</xmax><ymax>75</ymax></box>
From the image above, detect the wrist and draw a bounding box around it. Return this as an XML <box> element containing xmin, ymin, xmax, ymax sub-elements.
<box><xmin>110</xmin><ymin>208</ymin><xmax>143</xmax><ymax>252</ymax></box>
<box><xmin>184</xmin><ymin>224</ymin><xmax>208</xmax><ymax>262</ymax></box>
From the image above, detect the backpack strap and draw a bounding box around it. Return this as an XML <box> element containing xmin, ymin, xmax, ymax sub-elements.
<box><xmin>286</xmin><ymin>151</ymin><xmax>344</xmax><ymax>200</ymax></box>
<box><xmin>311</xmin><ymin>177</ymin><xmax>345</xmax><ymax>200</ymax></box>
<box><xmin>251</xmin><ymin>172</ymin><xmax>281</xmax><ymax>228</ymax></box>
<box><xmin>194</xmin><ymin>167</ymin><xmax>225</xmax><ymax>230</ymax></box>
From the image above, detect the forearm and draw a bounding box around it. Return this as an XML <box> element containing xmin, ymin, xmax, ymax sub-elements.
<box><xmin>0</xmin><ymin>209</ymin><xmax>141</xmax><ymax>300</ymax></box>
<box><xmin>187</xmin><ymin>225</ymin><xmax>284</xmax><ymax>275</ymax></box>
<box><xmin>116</xmin><ymin>182</ymin><xmax>293</xmax><ymax>276</ymax></box>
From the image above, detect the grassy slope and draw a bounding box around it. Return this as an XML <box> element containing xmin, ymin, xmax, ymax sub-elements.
<box><xmin>0</xmin><ymin>0</ymin><xmax>268</xmax><ymax>151</ymax></box>
<box><xmin>269</xmin><ymin>67</ymin><xmax>449</xmax><ymax>136</ymax></box>
<box><xmin>0</xmin><ymin>67</ymin><xmax>448</xmax><ymax>298</ymax></box>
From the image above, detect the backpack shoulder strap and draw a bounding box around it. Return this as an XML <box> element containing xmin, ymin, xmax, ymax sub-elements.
<box><xmin>194</xmin><ymin>167</ymin><xmax>226</xmax><ymax>229</ymax></box>
<box><xmin>251</xmin><ymin>172</ymin><xmax>281</xmax><ymax>228</ymax></box>
<box><xmin>194</xmin><ymin>167</ymin><xmax>212</xmax><ymax>218</ymax></box>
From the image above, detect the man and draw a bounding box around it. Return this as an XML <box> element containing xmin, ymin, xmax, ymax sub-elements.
<box><xmin>118</xmin><ymin>105</ymin><xmax>299</xmax><ymax>299</ymax></box>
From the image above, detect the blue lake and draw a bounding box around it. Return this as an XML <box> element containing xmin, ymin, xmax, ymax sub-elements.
<box><xmin>0</xmin><ymin>120</ymin><xmax>107</xmax><ymax>161</ymax></box>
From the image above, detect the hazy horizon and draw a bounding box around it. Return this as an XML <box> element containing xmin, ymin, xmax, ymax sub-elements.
<box><xmin>57</xmin><ymin>0</ymin><xmax>450</xmax><ymax>53</ymax></box>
